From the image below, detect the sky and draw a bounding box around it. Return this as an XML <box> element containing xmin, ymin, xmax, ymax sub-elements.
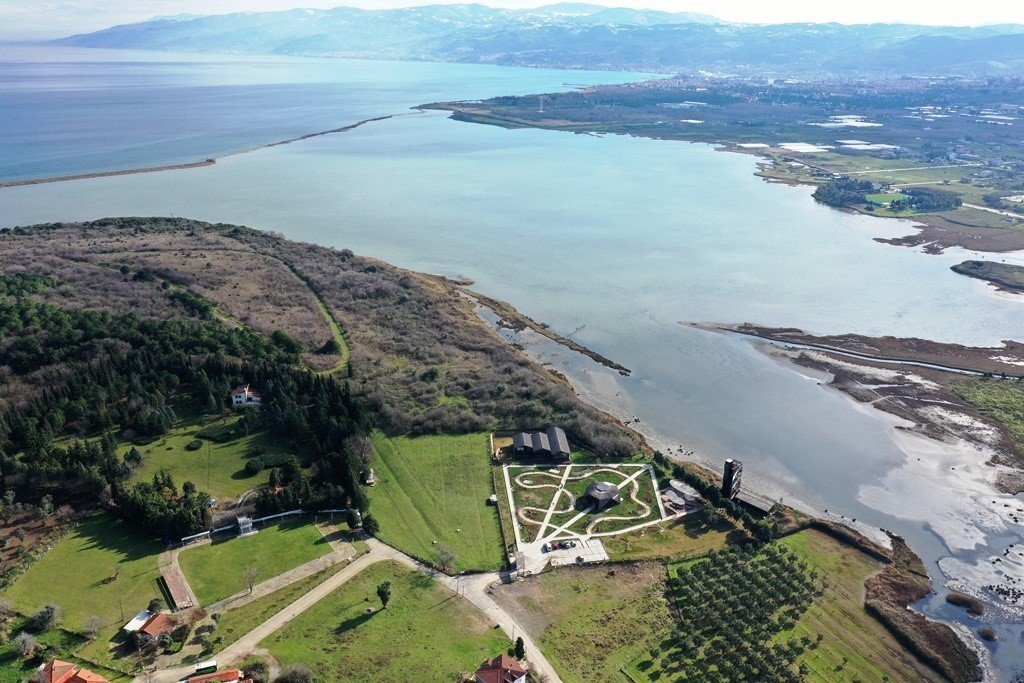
<box><xmin>2</xmin><ymin>0</ymin><xmax>1023</xmax><ymax>39</ymax></box>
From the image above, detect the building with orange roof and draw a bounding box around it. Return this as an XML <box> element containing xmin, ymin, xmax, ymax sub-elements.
<box><xmin>138</xmin><ymin>612</ymin><xmax>176</xmax><ymax>641</ymax></box>
<box><xmin>37</xmin><ymin>660</ymin><xmax>109</xmax><ymax>683</ymax></box>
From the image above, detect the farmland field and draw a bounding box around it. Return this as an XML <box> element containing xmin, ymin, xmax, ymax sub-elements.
<box><xmin>490</xmin><ymin>562</ymin><xmax>673</xmax><ymax>683</ymax></box>
<box><xmin>778</xmin><ymin>530</ymin><xmax>942</xmax><ymax>682</ymax></box>
<box><xmin>263</xmin><ymin>560</ymin><xmax>508</xmax><ymax>682</ymax></box>
<box><xmin>178</xmin><ymin>521</ymin><xmax>331</xmax><ymax>605</ymax></box>
<box><xmin>367</xmin><ymin>432</ymin><xmax>504</xmax><ymax>572</ymax></box>
<box><xmin>3</xmin><ymin>513</ymin><xmax>163</xmax><ymax>630</ymax></box>
<box><xmin>602</xmin><ymin>515</ymin><xmax>736</xmax><ymax>562</ymax></box>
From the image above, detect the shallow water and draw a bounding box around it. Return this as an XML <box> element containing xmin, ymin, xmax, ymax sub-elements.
<box><xmin>3</xmin><ymin>47</ymin><xmax>1024</xmax><ymax>677</ymax></box>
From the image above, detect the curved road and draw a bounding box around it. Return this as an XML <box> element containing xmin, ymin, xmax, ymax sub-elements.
<box><xmin>138</xmin><ymin>538</ymin><xmax>560</xmax><ymax>683</ymax></box>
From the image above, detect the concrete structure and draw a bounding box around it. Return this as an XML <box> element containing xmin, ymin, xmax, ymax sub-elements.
<box><xmin>362</xmin><ymin>467</ymin><xmax>376</xmax><ymax>486</ymax></box>
<box><xmin>583</xmin><ymin>481</ymin><xmax>621</xmax><ymax>510</ymax></box>
<box><xmin>722</xmin><ymin>458</ymin><xmax>743</xmax><ymax>500</ymax></box>
<box><xmin>736</xmin><ymin>490</ymin><xmax>777</xmax><ymax>516</ymax></box>
<box><xmin>474</xmin><ymin>654</ymin><xmax>527</xmax><ymax>683</ymax></box>
<box><xmin>512</xmin><ymin>426</ymin><xmax>570</xmax><ymax>459</ymax></box>
<box><xmin>230</xmin><ymin>384</ymin><xmax>261</xmax><ymax>409</ymax></box>
<box><xmin>237</xmin><ymin>515</ymin><xmax>256</xmax><ymax>537</ymax></box>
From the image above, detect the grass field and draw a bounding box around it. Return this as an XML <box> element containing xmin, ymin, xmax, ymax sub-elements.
<box><xmin>263</xmin><ymin>560</ymin><xmax>508</xmax><ymax>682</ymax></box>
<box><xmin>779</xmin><ymin>530</ymin><xmax>942</xmax><ymax>682</ymax></box>
<box><xmin>128</xmin><ymin>415</ymin><xmax>276</xmax><ymax>499</ymax></box>
<box><xmin>602</xmin><ymin>516</ymin><xmax>736</xmax><ymax>562</ymax></box>
<box><xmin>951</xmin><ymin>378</ymin><xmax>1024</xmax><ymax>450</ymax></box>
<box><xmin>491</xmin><ymin>562</ymin><xmax>673</xmax><ymax>683</ymax></box>
<box><xmin>367</xmin><ymin>432</ymin><xmax>504</xmax><ymax>572</ymax></box>
<box><xmin>216</xmin><ymin>562</ymin><xmax>346</xmax><ymax>649</ymax></box>
<box><xmin>3</xmin><ymin>514</ymin><xmax>163</xmax><ymax>630</ymax></box>
<box><xmin>0</xmin><ymin>617</ymin><xmax>130</xmax><ymax>683</ymax></box>
<box><xmin>178</xmin><ymin>521</ymin><xmax>331</xmax><ymax>605</ymax></box>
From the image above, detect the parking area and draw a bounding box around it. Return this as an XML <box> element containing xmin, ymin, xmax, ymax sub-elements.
<box><xmin>547</xmin><ymin>539</ymin><xmax>609</xmax><ymax>568</ymax></box>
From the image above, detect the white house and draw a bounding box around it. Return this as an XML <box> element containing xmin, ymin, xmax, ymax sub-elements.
<box><xmin>230</xmin><ymin>384</ymin><xmax>261</xmax><ymax>409</ymax></box>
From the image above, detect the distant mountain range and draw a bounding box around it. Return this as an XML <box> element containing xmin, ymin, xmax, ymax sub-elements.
<box><xmin>52</xmin><ymin>3</ymin><xmax>1024</xmax><ymax>77</ymax></box>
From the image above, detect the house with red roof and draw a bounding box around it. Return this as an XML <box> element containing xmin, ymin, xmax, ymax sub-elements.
<box><xmin>474</xmin><ymin>654</ymin><xmax>527</xmax><ymax>683</ymax></box>
<box><xmin>138</xmin><ymin>612</ymin><xmax>176</xmax><ymax>641</ymax></box>
<box><xmin>37</xmin><ymin>660</ymin><xmax>109</xmax><ymax>683</ymax></box>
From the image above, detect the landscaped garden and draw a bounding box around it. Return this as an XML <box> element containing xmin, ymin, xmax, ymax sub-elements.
<box><xmin>507</xmin><ymin>463</ymin><xmax>663</xmax><ymax>540</ymax></box>
<box><xmin>178</xmin><ymin>521</ymin><xmax>331</xmax><ymax>605</ymax></box>
<box><xmin>262</xmin><ymin>560</ymin><xmax>509</xmax><ymax>681</ymax></box>
<box><xmin>367</xmin><ymin>432</ymin><xmax>505</xmax><ymax>572</ymax></box>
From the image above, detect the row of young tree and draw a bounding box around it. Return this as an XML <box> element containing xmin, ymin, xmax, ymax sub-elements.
<box><xmin>0</xmin><ymin>274</ymin><xmax>371</xmax><ymax>538</ymax></box>
<box><xmin>653</xmin><ymin>544</ymin><xmax>823</xmax><ymax>682</ymax></box>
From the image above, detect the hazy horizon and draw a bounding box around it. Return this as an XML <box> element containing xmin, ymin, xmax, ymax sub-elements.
<box><xmin>3</xmin><ymin>0</ymin><xmax>1024</xmax><ymax>41</ymax></box>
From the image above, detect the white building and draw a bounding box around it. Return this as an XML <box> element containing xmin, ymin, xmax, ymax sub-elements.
<box><xmin>230</xmin><ymin>384</ymin><xmax>261</xmax><ymax>409</ymax></box>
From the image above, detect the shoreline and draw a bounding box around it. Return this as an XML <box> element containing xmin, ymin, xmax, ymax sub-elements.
<box><xmin>458</xmin><ymin>286</ymin><xmax>631</xmax><ymax>376</ymax></box>
<box><xmin>430</xmin><ymin>104</ymin><xmax>1024</xmax><ymax>257</ymax></box>
<box><xmin>480</xmin><ymin>309</ymin><xmax>991</xmax><ymax>679</ymax></box>
<box><xmin>0</xmin><ymin>114</ymin><xmax>397</xmax><ymax>189</ymax></box>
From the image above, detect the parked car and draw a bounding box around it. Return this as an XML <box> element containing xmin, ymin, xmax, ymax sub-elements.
<box><xmin>564</xmin><ymin>540</ymin><xmax>577</xmax><ymax>549</ymax></box>
<box><xmin>541</xmin><ymin>542</ymin><xmax>551</xmax><ymax>553</ymax></box>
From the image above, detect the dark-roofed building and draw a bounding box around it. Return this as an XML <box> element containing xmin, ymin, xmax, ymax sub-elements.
<box><xmin>474</xmin><ymin>654</ymin><xmax>526</xmax><ymax>683</ymax></box>
<box><xmin>512</xmin><ymin>427</ymin><xmax>570</xmax><ymax>459</ymax></box>
<box><xmin>583</xmin><ymin>481</ymin><xmax>621</xmax><ymax>510</ymax></box>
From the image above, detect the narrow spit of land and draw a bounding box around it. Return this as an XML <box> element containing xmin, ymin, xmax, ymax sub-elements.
<box><xmin>0</xmin><ymin>115</ymin><xmax>395</xmax><ymax>188</ymax></box>
<box><xmin>459</xmin><ymin>286</ymin><xmax>632</xmax><ymax>376</ymax></box>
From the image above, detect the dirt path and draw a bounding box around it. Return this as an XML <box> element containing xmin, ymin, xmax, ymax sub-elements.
<box><xmin>138</xmin><ymin>538</ymin><xmax>562</xmax><ymax>683</ymax></box>
<box><xmin>205</xmin><ymin>551</ymin><xmax>353</xmax><ymax>614</ymax></box>
<box><xmin>364</xmin><ymin>539</ymin><xmax>562</xmax><ymax>683</ymax></box>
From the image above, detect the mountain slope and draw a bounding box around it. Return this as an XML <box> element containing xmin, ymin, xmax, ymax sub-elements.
<box><xmin>52</xmin><ymin>4</ymin><xmax>1024</xmax><ymax>76</ymax></box>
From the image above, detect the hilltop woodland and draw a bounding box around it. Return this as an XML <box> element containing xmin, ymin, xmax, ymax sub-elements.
<box><xmin>0</xmin><ymin>218</ymin><xmax>636</xmax><ymax>549</ymax></box>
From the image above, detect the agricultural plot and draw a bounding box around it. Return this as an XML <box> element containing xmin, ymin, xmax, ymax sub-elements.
<box><xmin>628</xmin><ymin>543</ymin><xmax>822</xmax><ymax>682</ymax></box>
<box><xmin>626</xmin><ymin>531</ymin><xmax>940</xmax><ymax>683</ymax></box>
<box><xmin>367</xmin><ymin>432</ymin><xmax>505</xmax><ymax>572</ymax></box>
<box><xmin>263</xmin><ymin>560</ymin><xmax>508</xmax><ymax>682</ymax></box>
<box><xmin>178</xmin><ymin>521</ymin><xmax>331</xmax><ymax>605</ymax></box>
<box><xmin>490</xmin><ymin>562</ymin><xmax>674</xmax><ymax>683</ymax></box>
<box><xmin>778</xmin><ymin>530</ymin><xmax>942</xmax><ymax>682</ymax></box>
<box><xmin>506</xmin><ymin>463</ymin><xmax>666</xmax><ymax>544</ymax></box>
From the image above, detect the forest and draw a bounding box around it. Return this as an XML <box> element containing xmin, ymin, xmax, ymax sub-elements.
<box><xmin>0</xmin><ymin>271</ymin><xmax>368</xmax><ymax>538</ymax></box>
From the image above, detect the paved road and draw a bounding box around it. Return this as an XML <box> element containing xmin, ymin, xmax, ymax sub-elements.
<box><xmin>137</xmin><ymin>539</ymin><xmax>562</xmax><ymax>683</ymax></box>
